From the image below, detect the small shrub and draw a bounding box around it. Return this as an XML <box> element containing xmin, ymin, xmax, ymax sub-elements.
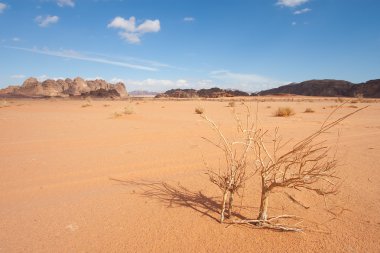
<box><xmin>103</xmin><ymin>104</ymin><xmax>111</xmax><ymax>107</ymax></box>
<box><xmin>113</xmin><ymin>112</ymin><xmax>124</xmax><ymax>118</ymax></box>
<box><xmin>82</xmin><ymin>97</ymin><xmax>92</xmax><ymax>107</ymax></box>
<box><xmin>123</xmin><ymin>105</ymin><xmax>134</xmax><ymax>115</ymax></box>
<box><xmin>337</xmin><ymin>97</ymin><xmax>344</xmax><ymax>103</ymax></box>
<box><xmin>304</xmin><ymin>108</ymin><xmax>315</xmax><ymax>113</ymax></box>
<box><xmin>228</xmin><ymin>101</ymin><xmax>236</xmax><ymax>107</ymax></box>
<box><xmin>0</xmin><ymin>100</ymin><xmax>9</xmax><ymax>108</ymax></box>
<box><xmin>195</xmin><ymin>106</ymin><xmax>204</xmax><ymax>114</ymax></box>
<box><xmin>274</xmin><ymin>107</ymin><xmax>295</xmax><ymax>117</ymax></box>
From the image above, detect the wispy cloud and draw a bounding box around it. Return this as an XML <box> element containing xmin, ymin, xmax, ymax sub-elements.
<box><xmin>108</xmin><ymin>16</ymin><xmax>160</xmax><ymax>44</ymax></box>
<box><xmin>10</xmin><ymin>74</ymin><xmax>25</xmax><ymax>79</ymax></box>
<box><xmin>6</xmin><ymin>46</ymin><xmax>158</xmax><ymax>71</ymax></box>
<box><xmin>294</xmin><ymin>8</ymin><xmax>311</xmax><ymax>15</ymax></box>
<box><xmin>276</xmin><ymin>0</ymin><xmax>309</xmax><ymax>8</ymax></box>
<box><xmin>35</xmin><ymin>15</ymin><xmax>59</xmax><ymax>27</ymax></box>
<box><xmin>0</xmin><ymin>2</ymin><xmax>7</xmax><ymax>14</ymax></box>
<box><xmin>183</xmin><ymin>17</ymin><xmax>195</xmax><ymax>22</ymax></box>
<box><xmin>12</xmin><ymin>37</ymin><xmax>20</xmax><ymax>42</ymax></box>
<box><xmin>57</xmin><ymin>0</ymin><xmax>75</xmax><ymax>7</ymax></box>
<box><xmin>210</xmin><ymin>70</ymin><xmax>285</xmax><ymax>91</ymax></box>
<box><xmin>125</xmin><ymin>78</ymin><xmax>189</xmax><ymax>88</ymax></box>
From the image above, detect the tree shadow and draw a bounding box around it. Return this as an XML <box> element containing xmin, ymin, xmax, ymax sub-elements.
<box><xmin>110</xmin><ymin>178</ymin><xmax>248</xmax><ymax>223</ymax></box>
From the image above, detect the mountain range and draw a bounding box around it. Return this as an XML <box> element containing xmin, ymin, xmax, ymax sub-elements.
<box><xmin>1</xmin><ymin>78</ymin><xmax>379</xmax><ymax>98</ymax></box>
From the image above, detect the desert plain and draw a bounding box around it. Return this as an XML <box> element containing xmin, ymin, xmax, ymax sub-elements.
<box><xmin>0</xmin><ymin>97</ymin><xmax>379</xmax><ymax>252</ymax></box>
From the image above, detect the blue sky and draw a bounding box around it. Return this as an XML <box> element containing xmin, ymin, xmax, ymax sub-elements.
<box><xmin>0</xmin><ymin>0</ymin><xmax>379</xmax><ymax>92</ymax></box>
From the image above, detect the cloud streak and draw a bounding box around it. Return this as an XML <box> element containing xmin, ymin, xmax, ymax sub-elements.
<box><xmin>57</xmin><ymin>0</ymin><xmax>75</xmax><ymax>7</ymax></box>
<box><xmin>125</xmin><ymin>78</ymin><xmax>189</xmax><ymax>88</ymax></box>
<box><xmin>108</xmin><ymin>16</ymin><xmax>160</xmax><ymax>44</ymax></box>
<box><xmin>210</xmin><ymin>70</ymin><xmax>285</xmax><ymax>91</ymax></box>
<box><xmin>183</xmin><ymin>17</ymin><xmax>195</xmax><ymax>22</ymax></box>
<box><xmin>6</xmin><ymin>46</ymin><xmax>158</xmax><ymax>71</ymax></box>
<box><xmin>35</xmin><ymin>15</ymin><xmax>59</xmax><ymax>27</ymax></box>
<box><xmin>0</xmin><ymin>2</ymin><xmax>7</xmax><ymax>13</ymax></box>
<box><xmin>294</xmin><ymin>8</ymin><xmax>311</xmax><ymax>15</ymax></box>
<box><xmin>276</xmin><ymin>0</ymin><xmax>309</xmax><ymax>8</ymax></box>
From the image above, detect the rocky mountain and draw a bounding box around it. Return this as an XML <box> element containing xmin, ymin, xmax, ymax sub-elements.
<box><xmin>0</xmin><ymin>77</ymin><xmax>128</xmax><ymax>98</ymax></box>
<box><xmin>257</xmin><ymin>79</ymin><xmax>380</xmax><ymax>98</ymax></box>
<box><xmin>155</xmin><ymin>87</ymin><xmax>249</xmax><ymax>98</ymax></box>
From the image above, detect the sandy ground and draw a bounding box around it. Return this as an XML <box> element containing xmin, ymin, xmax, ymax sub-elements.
<box><xmin>0</xmin><ymin>97</ymin><xmax>379</xmax><ymax>252</ymax></box>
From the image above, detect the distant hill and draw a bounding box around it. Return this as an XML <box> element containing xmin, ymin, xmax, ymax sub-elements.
<box><xmin>155</xmin><ymin>87</ymin><xmax>249</xmax><ymax>98</ymax></box>
<box><xmin>257</xmin><ymin>79</ymin><xmax>380</xmax><ymax>98</ymax></box>
<box><xmin>0</xmin><ymin>77</ymin><xmax>128</xmax><ymax>98</ymax></box>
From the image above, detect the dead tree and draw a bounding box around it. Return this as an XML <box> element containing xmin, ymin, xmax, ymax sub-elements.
<box><xmin>248</xmin><ymin>106</ymin><xmax>367</xmax><ymax>231</ymax></box>
<box><xmin>201</xmin><ymin>106</ymin><xmax>256</xmax><ymax>223</ymax></box>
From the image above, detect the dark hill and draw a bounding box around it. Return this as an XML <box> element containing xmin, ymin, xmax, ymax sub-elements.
<box><xmin>258</xmin><ymin>79</ymin><xmax>380</xmax><ymax>98</ymax></box>
<box><xmin>155</xmin><ymin>87</ymin><xmax>249</xmax><ymax>98</ymax></box>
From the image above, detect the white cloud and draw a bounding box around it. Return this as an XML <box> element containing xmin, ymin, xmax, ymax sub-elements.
<box><xmin>125</xmin><ymin>79</ymin><xmax>189</xmax><ymax>88</ymax></box>
<box><xmin>292</xmin><ymin>21</ymin><xmax>297</xmax><ymax>26</ymax></box>
<box><xmin>108</xmin><ymin>16</ymin><xmax>160</xmax><ymax>44</ymax></box>
<box><xmin>294</xmin><ymin>8</ymin><xmax>311</xmax><ymax>14</ymax></box>
<box><xmin>11</xmin><ymin>74</ymin><xmax>25</xmax><ymax>79</ymax></box>
<box><xmin>12</xmin><ymin>37</ymin><xmax>20</xmax><ymax>42</ymax></box>
<box><xmin>196</xmin><ymin>79</ymin><xmax>214</xmax><ymax>88</ymax></box>
<box><xmin>85</xmin><ymin>76</ymin><xmax>104</xmax><ymax>81</ymax></box>
<box><xmin>210</xmin><ymin>70</ymin><xmax>284</xmax><ymax>91</ymax></box>
<box><xmin>35</xmin><ymin>75</ymin><xmax>65</xmax><ymax>82</ymax></box>
<box><xmin>6</xmin><ymin>46</ymin><xmax>158</xmax><ymax>71</ymax></box>
<box><xmin>183</xmin><ymin>17</ymin><xmax>195</xmax><ymax>22</ymax></box>
<box><xmin>57</xmin><ymin>0</ymin><xmax>75</xmax><ymax>7</ymax></box>
<box><xmin>0</xmin><ymin>2</ymin><xmax>7</xmax><ymax>14</ymax></box>
<box><xmin>35</xmin><ymin>15</ymin><xmax>59</xmax><ymax>27</ymax></box>
<box><xmin>276</xmin><ymin>0</ymin><xmax>309</xmax><ymax>7</ymax></box>
<box><xmin>109</xmin><ymin>77</ymin><xmax>125</xmax><ymax>84</ymax></box>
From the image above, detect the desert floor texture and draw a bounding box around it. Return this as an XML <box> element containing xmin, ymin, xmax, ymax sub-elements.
<box><xmin>0</xmin><ymin>98</ymin><xmax>379</xmax><ymax>252</ymax></box>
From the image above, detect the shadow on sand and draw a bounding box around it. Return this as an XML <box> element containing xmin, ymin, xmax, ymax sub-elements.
<box><xmin>110</xmin><ymin>178</ymin><xmax>248</xmax><ymax>223</ymax></box>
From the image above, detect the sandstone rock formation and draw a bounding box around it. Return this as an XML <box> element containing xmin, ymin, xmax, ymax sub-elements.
<box><xmin>0</xmin><ymin>77</ymin><xmax>128</xmax><ymax>98</ymax></box>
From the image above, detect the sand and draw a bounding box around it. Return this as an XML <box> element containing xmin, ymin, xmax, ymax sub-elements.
<box><xmin>0</xmin><ymin>98</ymin><xmax>379</xmax><ymax>252</ymax></box>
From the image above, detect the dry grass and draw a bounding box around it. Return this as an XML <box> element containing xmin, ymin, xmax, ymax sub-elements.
<box><xmin>112</xmin><ymin>105</ymin><xmax>135</xmax><ymax>118</ymax></box>
<box><xmin>81</xmin><ymin>98</ymin><xmax>92</xmax><ymax>107</ymax></box>
<box><xmin>228</xmin><ymin>101</ymin><xmax>236</xmax><ymax>107</ymax></box>
<box><xmin>123</xmin><ymin>105</ymin><xmax>134</xmax><ymax>115</ymax></box>
<box><xmin>304</xmin><ymin>108</ymin><xmax>315</xmax><ymax>113</ymax></box>
<box><xmin>195</xmin><ymin>106</ymin><xmax>204</xmax><ymax>114</ymax></box>
<box><xmin>0</xmin><ymin>100</ymin><xmax>9</xmax><ymax>108</ymax></box>
<box><xmin>113</xmin><ymin>112</ymin><xmax>124</xmax><ymax>118</ymax></box>
<box><xmin>274</xmin><ymin>107</ymin><xmax>295</xmax><ymax>117</ymax></box>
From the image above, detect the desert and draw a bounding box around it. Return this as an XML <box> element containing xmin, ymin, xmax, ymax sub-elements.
<box><xmin>1</xmin><ymin>0</ymin><xmax>380</xmax><ymax>252</ymax></box>
<box><xmin>0</xmin><ymin>97</ymin><xmax>379</xmax><ymax>252</ymax></box>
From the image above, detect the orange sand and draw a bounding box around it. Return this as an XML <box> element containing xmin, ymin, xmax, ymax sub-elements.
<box><xmin>0</xmin><ymin>98</ymin><xmax>379</xmax><ymax>252</ymax></box>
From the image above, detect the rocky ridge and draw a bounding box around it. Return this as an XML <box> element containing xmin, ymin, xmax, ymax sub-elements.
<box><xmin>257</xmin><ymin>79</ymin><xmax>380</xmax><ymax>98</ymax></box>
<box><xmin>0</xmin><ymin>77</ymin><xmax>128</xmax><ymax>98</ymax></box>
<box><xmin>155</xmin><ymin>87</ymin><xmax>249</xmax><ymax>98</ymax></box>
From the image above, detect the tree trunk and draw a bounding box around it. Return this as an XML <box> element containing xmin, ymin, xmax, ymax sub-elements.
<box><xmin>228</xmin><ymin>191</ymin><xmax>234</xmax><ymax>218</ymax></box>
<box><xmin>220</xmin><ymin>190</ymin><xmax>228</xmax><ymax>223</ymax></box>
<box><xmin>258</xmin><ymin>188</ymin><xmax>269</xmax><ymax>221</ymax></box>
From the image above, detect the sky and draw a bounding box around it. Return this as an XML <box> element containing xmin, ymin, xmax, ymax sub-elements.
<box><xmin>0</xmin><ymin>0</ymin><xmax>379</xmax><ymax>92</ymax></box>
